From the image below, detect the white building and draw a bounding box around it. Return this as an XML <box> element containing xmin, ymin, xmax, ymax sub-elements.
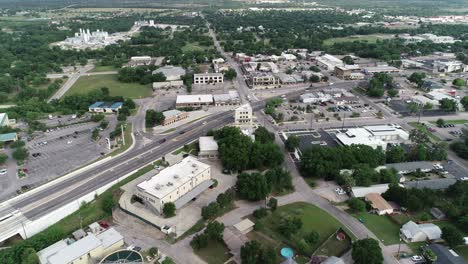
<box><xmin>249</xmin><ymin>74</ymin><xmax>279</xmax><ymax>89</ymax></box>
<box><xmin>363</xmin><ymin>65</ymin><xmax>401</xmax><ymax>74</ymax></box>
<box><xmin>199</xmin><ymin>136</ymin><xmax>219</xmax><ymax>159</ymax></box>
<box><xmin>335</xmin><ymin>124</ymin><xmax>409</xmax><ymax>150</ymax></box>
<box><xmin>66</xmin><ymin>28</ymin><xmax>110</xmax><ymax>45</ymax></box>
<box><xmin>213</xmin><ymin>91</ymin><xmax>241</xmax><ymax>106</ymax></box>
<box><xmin>194</xmin><ymin>73</ymin><xmax>224</xmax><ymax>84</ymax></box>
<box><xmin>235</xmin><ymin>104</ymin><xmax>253</xmax><ymax>124</ymax></box>
<box><xmin>0</xmin><ymin>113</ymin><xmax>9</xmax><ymax>127</ymax></box>
<box><xmin>136</xmin><ymin>156</ymin><xmax>212</xmax><ymax>213</ymax></box>
<box><xmin>300</xmin><ymin>92</ymin><xmax>332</xmax><ymax>103</ymax></box>
<box><xmin>401</xmin><ymin>59</ymin><xmax>424</xmax><ymax>68</ymax></box>
<box><xmin>433</xmin><ymin>60</ymin><xmax>468</xmax><ymax>73</ymax></box>
<box><xmin>152</xmin><ymin>80</ymin><xmax>184</xmax><ymax>89</ymax></box>
<box><xmin>176</xmin><ymin>94</ymin><xmax>213</xmax><ymax>108</ymax></box>
<box><xmin>37</xmin><ymin>228</ymin><xmax>124</xmax><ymax>264</ymax></box>
<box><xmin>152</xmin><ymin>66</ymin><xmax>186</xmax><ymax>81</ymax></box>
<box><xmin>400</xmin><ymin>221</ymin><xmax>442</xmax><ymax>243</ymax></box>
<box><xmin>399</xmin><ymin>33</ymin><xmax>457</xmax><ymax>44</ymax></box>
<box><xmin>281</xmin><ymin>52</ymin><xmax>297</xmax><ymax>61</ymax></box>
<box><xmin>351</xmin><ymin>184</ymin><xmax>390</xmax><ymax>198</ymax></box>
<box><xmin>316</xmin><ymin>54</ymin><xmax>344</xmax><ymax>71</ymax></box>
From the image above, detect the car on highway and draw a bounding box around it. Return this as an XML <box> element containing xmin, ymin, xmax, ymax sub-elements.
<box><xmin>0</xmin><ymin>169</ymin><xmax>7</xmax><ymax>175</ymax></box>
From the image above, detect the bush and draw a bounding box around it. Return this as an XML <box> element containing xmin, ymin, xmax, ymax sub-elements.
<box><xmin>190</xmin><ymin>233</ymin><xmax>208</xmax><ymax>250</ymax></box>
<box><xmin>91</xmin><ymin>114</ymin><xmax>105</xmax><ymax>122</ymax></box>
<box><xmin>0</xmin><ymin>153</ymin><xmax>8</xmax><ymax>165</ymax></box>
<box><xmin>267</xmin><ymin>197</ymin><xmax>278</xmax><ymax>211</ymax></box>
<box><xmin>253</xmin><ymin>208</ymin><xmax>268</xmax><ymax>219</ymax></box>
<box><xmin>348</xmin><ymin>198</ymin><xmax>366</xmax><ymax>212</ymax></box>
<box><xmin>10</xmin><ymin>140</ymin><xmax>25</xmax><ymax>149</ymax></box>
<box><xmin>163</xmin><ymin>202</ymin><xmax>176</xmax><ymax>218</ymax></box>
<box><xmin>305</xmin><ymin>231</ymin><xmax>320</xmax><ymax>244</ymax></box>
<box><xmin>101</xmin><ymin>193</ymin><xmax>115</xmax><ymax>214</ymax></box>
<box><xmin>12</xmin><ymin>147</ymin><xmax>29</xmax><ymax>162</ymax></box>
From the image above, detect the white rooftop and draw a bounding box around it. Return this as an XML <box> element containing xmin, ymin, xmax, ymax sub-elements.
<box><xmin>236</xmin><ymin>103</ymin><xmax>252</xmax><ymax>112</ymax></box>
<box><xmin>336</xmin><ymin>125</ymin><xmax>409</xmax><ymax>149</ymax></box>
<box><xmin>176</xmin><ymin>94</ymin><xmax>213</xmax><ymax>104</ymax></box>
<box><xmin>199</xmin><ymin>136</ymin><xmax>219</xmax><ymax>152</ymax></box>
<box><xmin>194</xmin><ymin>72</ymin><xmax>223</xmax><ymax>77</ymax></box>
<box><xmin>163</xmin><ymin>109</ymin><xmax>183</xmax><ymax>118</ymax></box>
<box><xmin>137</xmin><ymin>156</ymin><xmax>210</xmax><ymax>199</ymax></box>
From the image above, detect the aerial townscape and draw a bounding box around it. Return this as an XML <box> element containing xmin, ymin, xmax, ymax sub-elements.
<box><xmin>3</xmin><ymin>0</ymin><xmax>468</xmax><ymax>264</ymax></box>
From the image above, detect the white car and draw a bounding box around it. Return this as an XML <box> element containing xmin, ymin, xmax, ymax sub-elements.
<box><xmin>460</xmin><ymin>177</ymin><xmax>468</xmax><ymax>181</ymax></box>
<box><xmin>67</xmin><ymin>141</ymin><xmax>73</xmax><ymax>144</ymax></box>
<box><xmin>0</xmin><ymin>169</ymin><xmax>7</xmax><ymax>175</ymax></box>
<box><xmin>411</xmin><ymin>255</ymin><xmax>423</xmax><ymax>262</ymax></box>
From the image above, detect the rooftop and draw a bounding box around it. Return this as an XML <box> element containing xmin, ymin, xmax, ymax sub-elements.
<box><xmin>163</xmin><ymin>109</ymin><xmax>184</xmax><ymax>118</ymax></box>
<box><xmin>0</xmin><ymin>132</ymin><xmax>17</xmax><ymax>142</ymax></box>
<box><xmin>194</xmin><ymin>72</ymin><xmax>223</xmax><ymax>77</ymax></box>
<box><xmin>385</xmin><ymin>161</ymin><xmax>434</xmax><ymax>173</ymax></box>
<box><xmin>365</xmin><ymin>193</ymin><xmax>393</xmax><ymax>212</ymax></box>
<box><xmin>176</xmin><ymin>94</ymin><xmax>213</xmax><ymax>104</ymax></box>
<box><xmin>137</xmin><ymin>156</ymin><xmax>210</xmax><ymax>199</ymax></box>
<box><xmin>426</xmin><ymin>244</ymin><xmax>466</xmax><ymax>264</ymax></box>
<box><xmin>89</xmin><ymin>102</ymin><xmax>123</xmax><ymax>109</ymax></box>
<box><xmin>152</xmin><ymin>66</ymin><xmax>186</xmax><ymax>78</ymax></box>
<box><xmin>403</xmin><ymin>178</ymin><xmax>457</xmax><ymax>190</ymax></box>
<box><xmin>199</xmin><ymin>136</ymin><xmax>218</xmax><ymax>152</ymax></box>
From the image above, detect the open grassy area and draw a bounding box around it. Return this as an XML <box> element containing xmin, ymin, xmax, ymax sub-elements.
<box><xmin>409</xmin><ymin>122</ymin><xmax>441</xmax><ymax>142</ymax></box>
<box><xmin>255</xmin><ymin>202</ymin><xmax>355</xmax><ymax>260</ymax></box>
<box><xmin>90</xmin><ymin>65</ymin><xmax>119</xmax><ymax>73</ymax></box>
<box><xmin>181</xmin><ymin>42</ymin><xmax>209</xmax><ymax>52</ymax></box>
<box><xmin>66</xmin><ymin>74</ymin><xmax>152</xmax><ymax>99</ymax></box>
<box><xmin>323</xmin><ymin>34</ymin><xmax>393</xmax><ymax>46</ymax></box>
<box><xmin>353</xmin><ymin>213</ymin><xmax>400</xmax><ymax>245</ymax></box>
<box><xmin>194</xmin><ymin>240</ymin><xmax>232</xmax><ymax>264</ymax></box>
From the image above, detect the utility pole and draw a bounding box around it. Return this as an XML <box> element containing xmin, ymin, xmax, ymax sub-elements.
<box><xmin>397</xmin><ymin>238</ymin><xmax>402</xmax><ymax>259</ymax></box>
<box><xmin>121</xmin><ymin>124</ymin><xmax>125</xmax><ymax>146</ymax></box>
<box><xmin>417</xmin><ymin>105</ymin><xmax>423</xmax><ymax>123</ymax></box>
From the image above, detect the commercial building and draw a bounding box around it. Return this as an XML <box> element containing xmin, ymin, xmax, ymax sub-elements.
<box><xmin>401</xmin><ymin>59</ymin><xmax>424</xmax><ymax>68</ymax></box>
<box><xmin>335</xmin><ymin>124</ymin><xmax>409</xmax><ymax>150</ymax></box>
<box><xmin>300</xmin><ymin>92</ymin><xmax>332</xmax><ymax>103</ymax></box>
<box><xmin>400</xmin><ymin>221</ymin><xmax>442</xmax><ymax>243</ymax></box>
<box><xmin>249</xmin><ymin>74</ymin><xmax>279</xmax><ymax>89</ymax></box>
<box><xmin>214</xmin><ymin>63</ymin><xmax>230</xmax><ymax>73</ymax></box>
<box><xmin>281</xmin><ymin>52</ymin><xmax>297</xmax><ymax>61</ymax></box>
<box><xmin>242</xmin><ymin>62</ymin><xmax>279</xmax><ymax>74</ymax></box>
<box><xmin>152</xmin><ymin>66</ymin><xmax>186</xmax><ymax>81</ymax></box>
<box><xmin>433</xmin><ymin>60</ymin><xmax>468</xmax><ymax>73</ymax></box>
<box><xmin>37</xmin><ymin>228</ymin><xmax>124</xmax><ymax>264</ymax></box>
<box><xmin>234</xmin><ymin>104</ymin><xmax>253</xmax><ymax>124</ymax></box>
<box><xmin>400</xmin><ymin>33</ymin><xmax>457</xmax><ymax>44</ymax></box>
<box><xmin>198</xmin><ymin>136</ymin><xmax>219</xmax><ymax>159</ymax></box>
<box><xmin>176</xmin><ymin>94</ymin><xmax>213</xmax><ymax>109</ymax></box>
<box><xmin>194</xmin><ymin>73</ymin><xmax>224</xmax><ymax>84</ymax></box>
<box><xmin>403</xmin><ymin>178</ymin><xmax>457</xmax><ymax>190</ymax></box>
<box><xmin>0</xmin><ymin>132</ymin><xmax>18</xmax><ymax>143</ymax></box>
<box><xmin>136</xmin><ymin>156</ymin><xmax>213</xmax><ymax>213</ymax></box>
<box><xmin>384</xmin><ymin>161</ymin><xmax>434</xmax><ymax>175</ymax></box>
<box><xmin>316</xmin><ymin>54</ymin><xmax>344</xmax><ymax>70</ymax></box>
<box><xmin>0</xmin><ymin>113</ymin><xmax>9</xmax><ymax>127</ymax></box>
<box><xmin>365</xmin><ymin>193</ymin><xmax>393</xmax><ymax>215</ymax></box>
<box><xmin>334</xmin><ymin>65</ymin><xmax>361</xmax><ymax>79</ymax></box>
<box><xmin>276</xmin><ymin>73</ymin><xmax>304</xmax><ymax>84</ymax></box>
<box><xmin>88</xmin><ymin>102</ymin><xmax>123</xmax><ymax>113</ymax></box>
<box><xmin>363</xmin><ymin>65</ymin><xmax>401</xmax><ymax>74</ymax></box>
<box><xmin>162</xmin><ymin>110</ymin><xmax>188</xmax><ymax>126</ymax></box>
<box><xmin>152</xmin><ymin>80</ymin><xmax>184</xmax><ymax>89</ymax></box>
<box><xmin>126</xmin><ymin>56</ymin><xmax>154</xmax><ymax>67</ymax></box>
<box><xmin>213</xmin><ymin>91</ymin><xmax>241</xmax><ymax>106</ymax></box>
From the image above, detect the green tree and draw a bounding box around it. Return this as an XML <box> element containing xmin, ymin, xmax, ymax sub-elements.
<box><xmin>91</xmin><ymin>114</ymin><xmax>105</xmax><ymax>122</ymax></box>
<box><xmin>91</xmin><ymin>129</ymin><xmax>100</xmax><ymax>140</ymax></box>
<box><xmin>352</xmin><ymin>238</ymin><xmax>383</xmax><ymax>264</ymax></box>
<box><xmin>407</xmin><ymin>72</ymin><xmax>426</xmax><ymax>88</ymax></box>
<box><xmin>310</xmin><ymin>66</ymin><xmax>321</xmax><ymax>72</ymax></box>
<box><xmin>265</xmin><ymin>168</ymin><xmax>293</xmax><ymax>193</ymax></box>
<box><xmin>278</xmin><ymin>217</ymin><xmax>302</xmax><ymax>238</ymax></box>
<box><xmin>21</xmin><ymin>248</ymin><xmax>39</xmax><ymax>264</ymax></box>
<box><xmin>161</xmin><ymin>257</ymin><xmax>175</xmax><ymax>264</ymax></box>
<box><xmin>442</xmin><ymin>226</ymin><xmax>464</xmax><ymax>247</ymax></box>
<box><xmin>461</xmin><ymin>96</ymin><xmax>468</xmax><ymax>110</ymax></box>
<box><xmin>343</xmin><ymin>55</ymin><xmax>354</xmax><ymax>65</ymax></box>
<box><xmin>253</xmin><ymin>126</ymin><xmax>275</xmax><ymax>144</ymax></box>
<box><xmin>0</xmin><ymin>153</ymin><xmax>7</xmax><ymax>165</ymax></box>
<box><xmin>452</xmin><ymin>78</ymin><xmax>466</xmax><ymax>87</ymax></box>
<box><xmin>190</xmin><ymin>233</ymin><xmax>208</xmax><ymax>250</ymax></box>
<box><xmin>436</xmin><ymin>118</ymin><xmax>445</xmax><ymax>127</ymax></box>
<box><xmin>236</xmin><ymin>172</ymin><xmax>271</xmax><ymax>201</ymax></box>
<box><xmin>285</xmin><ymin>135</ymin><xmax>300</xmax><ymax>152</ymax></box>
<box><xmin>205</xmin><ymin>221</ymin><xmax>225</xmax><ymax>241</ymax></box>
<box><xmin>348</xmin><ymin>198</ymin><xmax>366</xmax><ymax>212</ymax></box>
<box><xmin>386</xmin><ymin>145</ymin><xmax>407</xmax><ymax>163</ymax></box>
<box><xmin>163</xmin><ymin>202</ymin><xmax>176</xmax><ymax>218</ymax></box>
<box><xmin>224</xmin><ymin>68</ymin><xmax>237</xmax><ymax>80</ymax></box>
<box><xmin>310</xmin><ymin>75</ymin><xmax>320</xmax><ymax>83</ymax></box>
<box><xmin>12</xmin><ymin>147</ymin><xmax>28</xmax><ymax>162</ymax></box>
<box><xmin>305</xmin><ymin>231</ymin><xmax>320</xmax><ymax>245</ymax></box>
<box><xmin>145</xmin><ymin>110</ymin><xmax>165</xmax><ymax>127</ymax></box>
<box><xmin>267</xmin><ymin>197</ymin><xmax>278</xmax><ymax>211</ymax></box>
<box><xmin>202</xmin><ymin>201</ymin><xmax>220</xmax><ymax>220</ymax></box>
<box><xmin>101</xmin><ymin>192</ymin><xmax>115</xmax><ymax>214</ymax></box>
<box><xmin>241</xmin><ymin>241</ymin><xmax>277</xmax><ymax>264</ymax></box>
<box><xmin>439</xmin><ymin>98</ymin><xmax>458</xmax><ymax>112</ymax></box>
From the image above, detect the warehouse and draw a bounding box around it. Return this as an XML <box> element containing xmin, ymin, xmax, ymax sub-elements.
<box><xmin>176</xmin><ymin>94</ymin><xmax>213</xmax><ymax>109</ymax></box>
<box><xmin>335</xmin><ymin>124</ymin><xmax>409</xmax><ymax>150</ymax></box>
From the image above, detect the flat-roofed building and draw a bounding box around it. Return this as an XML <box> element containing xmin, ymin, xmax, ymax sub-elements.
<box><xmin>335</xmin><ymin>65</ymin><xmax>360</xmax><ymax>79</ymax></box>
<box><xmin>152</xmin><ymin>80</ymin><xmax>184</xmax><ymax>89</ymax></box>
<box><xmin>316</xmin><ymin>54</ymin><xmax>344</xmax><ymax>70</ymax></box>
<box><xmin>0</xmin><ymin>132</ymin><xmax>17</xmax><ymax>143</ymax></box>
<box><xmin>300</xmin><ymin>92</ymin><xmax>332</xmax><ymax>103</ymax></box>
<box><xmin>249</xmin><ymin>74</ymin><xmax>279</xmax><ymax>89</ymax></box>
<box><xmin>365</xmin><ymin>193</ymin><xmax>393</xmax><ymax>215</ymax></box>
<box><xmin>37</xmin><ymin>228</ymin><xmax>124</xmax><ymax>264</ymax></box>
<box><xmin>235</xmin><ymin>104</ymin><xmax>253</xmax><ymax>124</ymax></box>
<box><xmin>401</xmin><ymin>59</ymin><xmax>424</xmax><ymax>68</ymax></box>
<box><xmin>199</xmin><ymin>136</ymin><xmax>219</xmax><ymax>159</ymax></box>
<box><xmin>152</xmin><ymin>66</ymin><xmax>186</xmax><ymax>81</ymax></box>
<box><xmin>136</xmin><ymin>156</ymin><xmax>212</xmax><ymax>213</ymax></box>
<box><xmin>194</xmin><ymin>73</ymin><xmax>224</xmax><ymax>84</ymax></box>
<box><xmin>88</xmin><ymin>102</ymin><xmax>123</xmax><ymax>113</ymax></box>
<box><xmin>126</xmin><ymin>56</ymin><xmax>155</xmax><ymax>67</ymax></box>
<box><xmin>213</xmin><ymin>91</ymin><xmax>241</xmax><ymax>106</ymax></box>
<box><xmin>162</xmin><ymin>109</ymin><xmax>188</xmax><ymax>126</ymax></box>
<box><xmin>335</xmin><ymin>124</ymin><xmax>409</xmax><ymax>150</ymax></box>
<box><xmin>176</xmin><ymin>94</ymin><xmax>213</xmax><ymax>109</ymax></box>
<box><xmin>433</xmin><ymin>60</ymin><xmax>468</xmax><ymax>73</ymax></box>
<box><xmin>363</xmin><ymin>65</ymin><xmax>401</xmax><ymax>74</ymax></box>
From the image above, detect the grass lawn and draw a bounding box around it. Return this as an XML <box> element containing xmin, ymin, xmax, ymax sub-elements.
<box><xmin>110</xmin><ymin>124</ymin><xmax>133</xmax><ymax>157</ymax></box>
<box><xmin>90</xmin><ymin>65</ymin><xmax>119</xmax><ymax>72</ymax></box>
<box><xmin>172</xmin><ymin>141</ymin><xmax>199</xmax><ymax>155</ymax></box>
<box><xmin>323</xmin><ymin>34</ymin><xmax>393</xmax><ymax>46</ymax></box>
<box><xmin>434</xmin><ymin>221</ymin><xmax>467</xmax><ymax>236</ymax></box>
<box><xmin>409</xmin><ymin>122</ymin><xmax>441</xmax><ymax>142</ymax></box>
<box><xmin>66</xmin><ymin>74</ymin><xmax>152</xmax><ymax>99</ymax></box>
<box><xmin>430</xmin><ymin>119</ymin><xmax>468</xmax><ymax>125</ymax></box>
<box><xmin>182</xmin><ymin>42</ymin><xmax>208</xmax><ymax>52</ymax></box>
<box><xmin>353</xmin><ymin>213</ymin><xmax>400</xmax><ymax>245</ymax></box>
<box><xmin>194</xmin><ymin>240</ymin><xmax>232</xmax><ymax>264</ymax></box>
<box><xmin>455</xmin><ymin>245</ymin><xmax>468</xmax><ymax>262</ymax></box>
<box><xmin>407</xmin><ymin>241</ymin><xmax>427</xmax><ymax>255</ymax></box>
<box><xmin>256</xmin><ymin>202</ymin><xmax>356</xmax><ymax>259</ymax></box>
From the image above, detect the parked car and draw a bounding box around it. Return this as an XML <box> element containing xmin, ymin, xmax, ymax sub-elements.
<box><xmin>411</xmin><ymin>255</ymin><xmax>423</xmax><ymax>262</ymax></box>
<box><xmin>0</xmin><ymin>169</ymin><xmax>7</xmax><ymax>175</ymax></box>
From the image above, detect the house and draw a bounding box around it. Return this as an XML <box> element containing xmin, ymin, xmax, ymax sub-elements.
<box><xmin>351</xmin><ymin>184</ymin><xmax>389</xmax><ymax>198</ymax></box>
<box><xmin>152</xmin><ymin>66</ymin><xmax>186</xmax><ymax>81</ymax></box>
<box><xmin>88</xmin><ymin>102</ymin><xmax>123</xmax><ymax>113</ymax></box>
<box><xmin>193</xmin><ymin>73</ymin><xmax>224</xmax><ymax>84</ymax></box>
<box><xmin>424</xmin><ymin>244</ymin><xmax>467</xmax><ymax>264</ymax></box>
<box><xmin>136</xmin><ymin>156</ymin><xmax>213</xmax><ymax>213</ymax></box>
<box><xmin>0</xmin><ymin>132</ymin><xmax>18</xmax><ymax>143</ymax></box>
<box><xmin>198</xmin><ymin>136</ymin><xmax>219</xmax><ymax>159</ymax></box>
<box><xmin>161</xmin><ymin>110</ymin><xmax>188</xmax><ymax>126</ymax></box>
<box><xmin>0</xmin><ymin>113</ymin><xmax>9</xmax><ymax>127</ymax></box>
<box><xmin>176</xmin><ymin>94</ymin><xmax>213</xmax><ymax>109</ymax></box>
<box><xmin>400</xmin><ymin>221</ymin><xmax>442</xmax><ymax>242</ymax></box>
<box><xmin>37</xmin><ymin>228</ymin><xmax>124</xmax><ymax>264</ymax></box>
<box><xmin>365</xmin><ymin>193</ymin><xmax>393</xmax><ymax>215</ymax></box>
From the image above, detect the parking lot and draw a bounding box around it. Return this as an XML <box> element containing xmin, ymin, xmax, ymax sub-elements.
<box><xmin>281</xmin><ymin>129</ymin><xmax>339</xmax><ymax>152</ymax></box>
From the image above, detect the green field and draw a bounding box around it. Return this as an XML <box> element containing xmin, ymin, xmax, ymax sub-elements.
<box><xmin>90</xmin><ymin>65</ymin><xmax>119</xmax><ymax>73</ymax></box>
<box><xmin>353</xmin><ymin>213</ymin><xmax>401</xmax><ymax>245</ymax></box>
<box><xmin>182</xmin><ymin>42</ymin><xmax>208</xmax><ymax>52</ymax></box>
<box><xmin>194</xmin><ymin>240</ymin><xmax>232</xmax><ymax>264</ymax></box>
<box><xmin>323</xmin><ymin>34</ymin><xmax>393</xmax><ymax>46</ymax></box>
<box><xmin>66</xmin><ymin>74</ymin><xmax>152</xmax><ymax>99</ymax></box>
<box><xmin>455</xmin><ymin>246</ymin><xmax>468</xmax><ymax>262</ymax></box>
<box><xmin>256</xmin><ymin>202</ymin><xmax>355</xmax><ymax>259</ymax></box>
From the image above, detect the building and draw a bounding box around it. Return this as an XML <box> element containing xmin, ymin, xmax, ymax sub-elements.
<box><xmin>403</xmin><ymin>178</ymin><xmax>457</xmax><ymax>190</ymax></box>
<box><xmin>334</xmin><ymin>65</ymin><xmax>360</xmax><ymax>79</ymax></box>
<box><xmin>276</xmin><ymin>73</ymin><xmax>304</xmax><ymax>84</ymax></box>
<box><xmin>335</xmin><ymin>124</ymin><xmax>409</xmax><ymax>150</ymax></box>
<box><xmin>384</xmin><ymin>161</ymin><xmax>434</xmax><ymax>174</ymax></box>
<box><xmin>281</xmin><ymin>52</ymin><xmax>297</xmax><ymax>61</ymax></box>
<box><xmin>161</xmin><ymin>110</ymin><xmax>188</xmax><ymax>126</ymax></box>
<box><xmin>433</xmin><ymin>60</ymin><xmax>468</xmax><ymax>73</ymax></box>
<box><xmin>249</xmin><ymin>74</ymin><xmax>279</xmax><ymax>89</ymax></box>
<box><xmin>213</xmin><ymin>91</ymin><xmax>241</xmax><ymax>106</ymax></box>
<box><xmin>152</xmin><ymin>66</ymin><xmax>186</xmax><ymax>81</ymax></box>
<box><xmin>233</xmin><ymin>219</ymin><xmax>255</xmax><ymax>234</ymax></box>
<box><xmin>235</xmin><ymin>104</ymin><xmax>253</xmax><ymax>124</ymax></box>
<box><xmin>65</xmin><ymin>28</ymin><xmax>110</xmax><ymax>45</ymax></box>
<box><xmin>176</xmin><ymin>94</ymin><xmax>213</xmax><ymax>109</ymax></box>
<box><xmin>351</xmin><ymin>184</ymin><xmax>389</xmax><ymax>198</ymax></box>
<box><xmin>127</xmin><ymin>56</ymin><xmax>154</xmax><ymax>67</ymax></box>
<box><xmin>194</xmin><ymin>73</ymin><xmax>224</xmax><ymax>84</ymax></box>
<box><xmin>400</xmin><ymin>221</ymin><xmax>442</xmax><ymax>242</ymax></box>
<box><xmin>316</xmin><ymin>54</ymin><xmax>344</xmax><ymax>70</ymax></box>
<box><xmin>0</xmin><ymin>113</ymin><xmax>9</xmax><ymax>127</ymax></box>
<box><xmin>0</xmin><ymin>132</ymin><xmax>18</xmax><ymax>143</ymax></box>
<box><xmin>214</xmin><ymin>63</ymin><xmax>230</xmax><ymax>73</ymax></box>
<box><xmin>88</xmin><ymin>102</ymin><xmax>123</xmax><ymax>113</ymax></box>
<box><xmin>198</xmin><ymin>136</ymin><xmax>219</xmax><ymax>159</ymax></box>
<box><xmin>401</xmin><ymin>59</ymin><xmax>424</xmax><ymax>68</ymax></box>
<box><xmin>424</xmin><ymin>244</ymin><xmax>467</xmax><ymax>264</ymax></box>
<box><xmin>37</xmin><ymin>228</ymin><xmax>124</xmax><ymax>264</ymax></box>
<box><xmin>152</xmin><ymin>80</ymin><xmax>184</xmax><ymax>89</ymax></box>
<box><xmin>242</xmin><ymin>62</ymin><xmax>279</xmax><ymax>74</ymax></box>
<box><xmin>136</xmin><ymin>156</ymin><xmax>213</xmax><ymax>213</ymax></box>
<box><xmin>300</xmin><ymin>92</ymin><xmax>332</xmax><ymax>103</ymax></box>
<box><xmin>363</xmin><ymin>65</ymin><xmax>401</xmax><ymax>74</ymax></box>
<box><xmin>365</xmin><ymin>193</ymin><xmax>393</xmax><ymax>215</ymax></box>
